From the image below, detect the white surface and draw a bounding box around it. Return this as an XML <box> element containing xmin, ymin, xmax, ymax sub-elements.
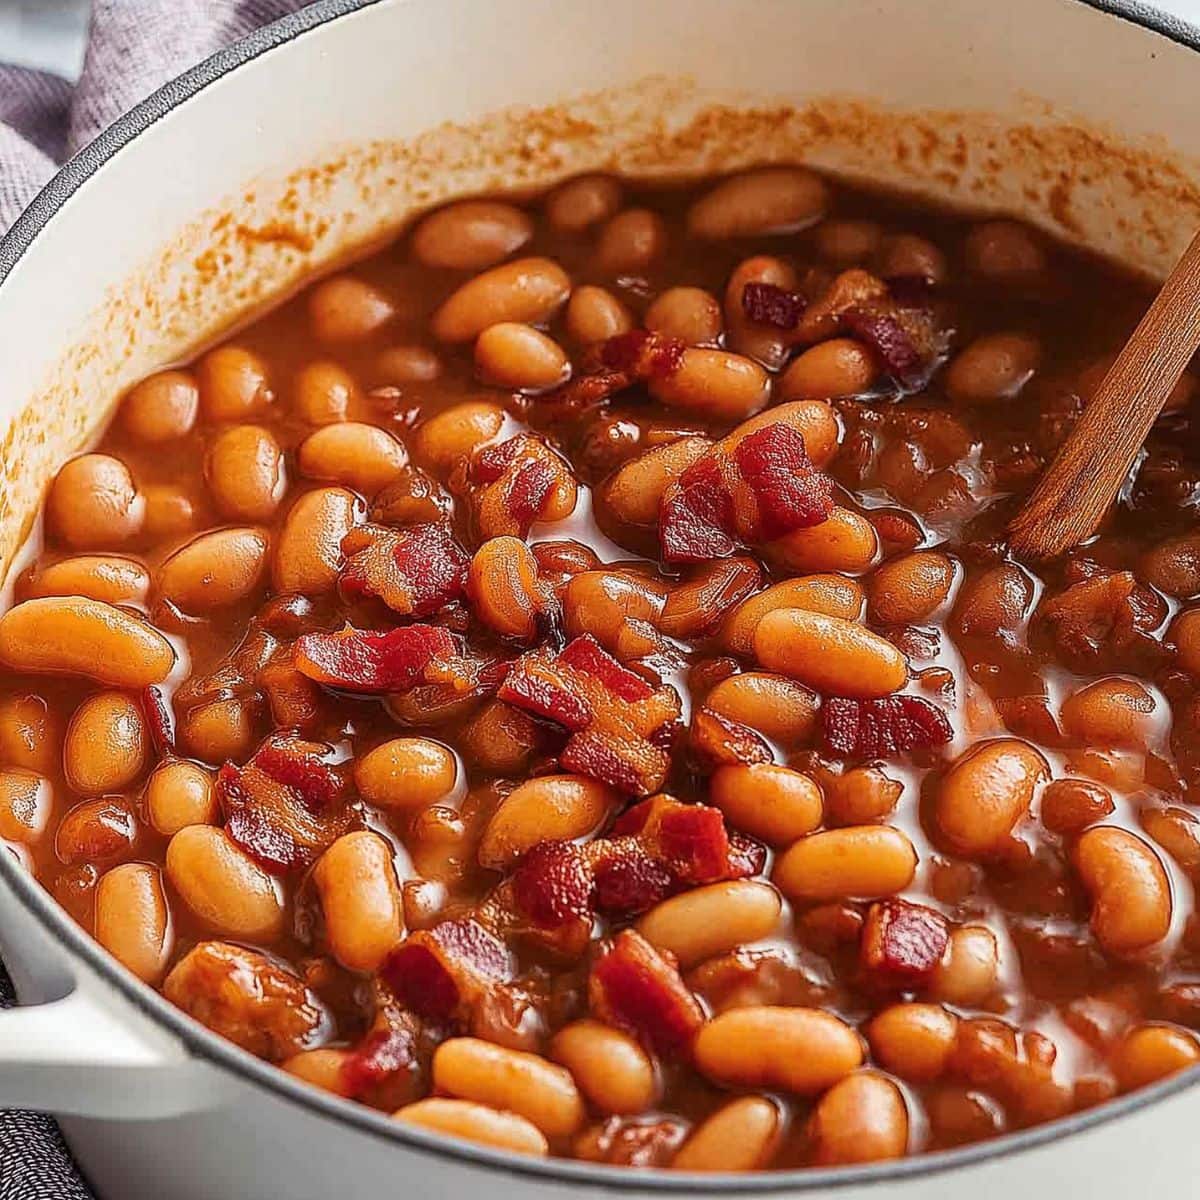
<box><xmin>0</xmin><ymin>0</ymin><xmax>88</xmax><ymax>78</ymax></box>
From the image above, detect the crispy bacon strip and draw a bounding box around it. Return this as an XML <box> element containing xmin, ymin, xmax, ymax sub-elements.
<box><xmin>861</xmin><ymin>898</ymin><xmax>950</xmax><ymax>987</ymax></box>
<box><xmin>340</xmin><ymin>523</ymin><xmax>468</xmax><ymax>617</ymax></box>
<box><xmin>294</xmin><ymin>624</ymin><xmax>455</xmax><ymax>694</ymax></box>
<box><xmin>659</xmin><ymin>423</ymin><xmax>834</xmax><ymax>563</ymax></box>
<box><xmin>822</xmin><ymin>695</ymin><xmax>953</xmax><ymax>759</ymax></box>
<box><xmin>499</xmin><ymin>635</ymin><xmax>680</xmax><ymax>794</ymax></box>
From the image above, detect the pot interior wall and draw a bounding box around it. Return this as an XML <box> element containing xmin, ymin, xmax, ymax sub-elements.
<box><xmin>1</xmin><ymin>0</ymin><xmax>1198</xmax><ymax>575</ymax></box>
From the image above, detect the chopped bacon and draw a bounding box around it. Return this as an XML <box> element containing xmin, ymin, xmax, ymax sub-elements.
<box><xmin>467</xmin><ymin>435</ymin><xmax>575</xmax><ymax>539</ymax></box>
<box><xmin>594</xmin><ymin>329</ymin><xmax>686</xmax><ymax>380</ymax></box>
<box><xmin>741</xmin><ymin>281</ymin><xmax>806</xmax><ymax>329</ymax></box>
<box><xmin>340</xmin><ymin>523</ymin><xmax>468</xmax><ymax>617</ymax></box>
<box><xmin>510</xmin><ymin>840</ymin><xmax>594</xmax><ymax>932</ymax></box>
<box><xmin>861</xmin><ymin>898</ymin><xmax>949</xmax><ymax>987</ymax></box>
<box><xmin>294</xmin><ymin>624</ymin><xmax>455</xmax><ymax>695</ymax></box>
<box><xmin>822</xmin><ymin>695</ymin><xmax>953</xmax><ymax>759</ymax></box>
<box><xmin>217</xmin><ymin>737</ymin><xmax>354</xmax><ymax>872</ymax></box>
<box><xmin>659</xmin><ymin>423</ymin><xmax>833</xmax><ymax>563</ymax></box>
<box><xmin>842</xmin><ymin>308</ymin><xmax>923</xmax><ymax>382</ymax></box>
<box><xmin>499</xmin><ymin>635</ymin><xmax>680</xmax><ymax>794</ymax></box>
<box><xmin>340</xmin><ymin>1017</ymin><xmax>419</xmax><ymax>1100</ymax></box>
<box><xmin>381</xmin><ymin>919</ymin><xmax>511</xmax><ymax>1024</ymax></box>
<box><xmin>589</xmin><ymin>930</ymin><xmax>705</xmax><ymax>1054</ymax></box>
<box><xmin>592</xmin><ymin>844</ymin><xmax>676</xmax><ymax>915</ymax></box>
<box><xmin>689</xmin><ymin>707</ymin><xmax>773</xmax><ymax>770</ymax></box>
<box><xmin>141</xmin><ymin>685</ymin><xmax>174</xmax><ymax>754</ymax></box>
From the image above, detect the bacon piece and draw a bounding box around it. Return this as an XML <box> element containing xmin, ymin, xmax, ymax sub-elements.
<box><xmin>861</xmin><ymin>898</ymin><xmax>949</xmax><ymax>987</ymax></box>
<box><xmin>589</xmin><ymin>930</ymin><xmax>705</xmax><ymax>1054</ymax></box>
<box><xmin>659</xmin><ymin>423</ymin><xmax>833</xmax><ymax>563</ymax></box>
<box><xmin>689</xmin><ymin>707</ymin><xmax>773</xmax><ymax>770</ymax></box>
<box><xmin>294</xmin><ymin>624</ymin><xmax>455</xmax><ymax>694</ymax></box>
<box><xmin>591</xmin><ymin>844</ymin><xmax>676</xmax><ymax>916</ymax></box>
<box><xmin>741</xmin><ymin>281</ymin><xmax>806</xmax><ymax>330</ymax></box>
<box><xmin>510</xmin><ymin>840</ymin><xmax>594</xmax><ymax>931</ymax></box>
<box><xmin>340</xmin><ymin>523</ymin><xmax>468</xmax><ymax>617</ymax></box>
<box><xmin>381</xmin><ymin>919</ymin><xmax>511</xmax><ymax>1024</ymax></box>
<box><xmin>340</xmin><ymin>1016</ymin><xmax>419</xmax><ymax>1100</ymax></box>
<box><xmin>468</xmin><ymin>435</ymin><xmax>576</xmax><ymax>539</ymax></box>
<box><xmin>595</xmin><ymin>329</ymin><xmax>686</xmax><ymax>380</ymax></box>
<box><xmin>218</xmin><ymin>737</ymin><xmax>354</xmax><ymax>872</ymax></box>
<box><xmin>141</xmin><ymin>685</ymin><xmax>174</xmax><ymax>754</ymax></box>
<box><xmin>822</xmin><ymin>695</ymin><xmax>953</xmax><ymax>759</ymax></box>
<box><xmin>842</xmin><ymin>308</ymin><xmax>923</xmax><ymax>382</ymax></box>
<box><xmin>499</xmin><ymin>635</ymin><xmax>680</xmax><ymax>794</ymax></box>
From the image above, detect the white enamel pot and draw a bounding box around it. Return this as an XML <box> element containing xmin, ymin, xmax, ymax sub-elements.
<box><xmin>3</xmin><ymin>1</ymin><xmax>1200</xmax><ymax>1196</ymax></box>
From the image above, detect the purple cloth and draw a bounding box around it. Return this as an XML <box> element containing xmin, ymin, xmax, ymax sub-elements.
<box><xmin>0</xmin><ymin>7</ymin><xmax>310</xmax><ymax>1195</ymax></box>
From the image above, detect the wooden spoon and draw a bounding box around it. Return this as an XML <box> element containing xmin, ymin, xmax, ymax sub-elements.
<box><xmin>1008</xmin><ymin>228</ymin><xmax>1200</xmax><ymax>560</ymax></box>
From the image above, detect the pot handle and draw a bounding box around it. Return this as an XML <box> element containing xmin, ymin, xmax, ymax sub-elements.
<box><xmin>0</xmin><ymin>969</ymin><xmax>224</xmax><ymax>1118</ymax></box>
<box><xmin>0</xmin><ymin>869</ymin><xmax>224</xmax><ymax>1119</ymax></box>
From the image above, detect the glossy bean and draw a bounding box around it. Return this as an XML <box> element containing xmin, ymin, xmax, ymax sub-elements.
<box><xmin>158</xmin><ymin>527</ymin><xmax>269</xmax><ymax>613</ymax></box>
<box><xmin>478</xmin><ymin>775</ymin><xmax>617</xmax><ymax>870</ymax></box>
<box><xmin>637</xmin><ymin>880</ymin><xmax>781</xmax><ymax>966</ymax></box>
<box><xmin>549</xmin><ymin>1020</ymin><xmax>658</xmax><ymax>1115</ymax></box>
<box><xmin>774</xmin><ymin>826</ymin><xmax>917</xmax><ymax>901</ymax></box>
<box><xmin>411</xmin><ymin>200</ymin><xmax>533</xmax><ymax>270</ymax></box>
<box><xmin>432</xmin><ymin>257</ymin><xmax>570</xmax><ymax>343</ymax></box>
<box><xmin>313</xmin><ymin>831</ymin><xmax>404</xmax><ymax>974</ymax></box>
<box><xmin>64</xmin><ymin>691</ymin><xmax>147</xmax><ymax>795</ymax></box>
<box><xmin>1074</xmin><ymin>826</ymin><xmax>1172</xmax><ymax>956</ymax></box>
<box><xmin>95</xmin><ymin>863</ymin><xmax>172</xmax><ymax>984</ymax></box>
<box><xmin>710</xmin><ymin>764</ymin><xmax>823</xmax><ymax>845</ymax></box>
<box><xmin>273</xmin><ymin>487</ymin><xmax>360</xmax><ymax>594</ymax></box>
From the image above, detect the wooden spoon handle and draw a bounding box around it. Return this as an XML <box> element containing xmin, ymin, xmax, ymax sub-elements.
<box><xmin>1008</xmin><ymin>227</ymin><xmax>1200</xmax><ymax>560</ymax></box>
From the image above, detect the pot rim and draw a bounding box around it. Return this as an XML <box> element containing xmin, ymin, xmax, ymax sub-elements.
<box><xmin>2</xmin><ymin>0</ymin><xmax>1199</xmax><ymax>1189</ymax></box>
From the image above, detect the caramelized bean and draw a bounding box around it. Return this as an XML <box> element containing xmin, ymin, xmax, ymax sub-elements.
<box><xmin>47</xmin><ymin>454</ymin><xmax>143</xmax><ymax>549</ymax></box>
<box><xmin>868</xmin><ymin>1004</ymin><xmax>959</xmax><ymax>1082</ymax></box>
<box><xmin>121</xmin><ymin>370</ymin><xmax>199</xmax><ymax>442</ymax></box>
<box><xmin>196</xmin><ymin>346</ymin><xmax>273</xmax><ymax>422</ymax></box>
<box><xmin>593</xmin><ymin>209</ymin><xmax>665</xmax><ymax>275</ymax></box>
<box><xmin>704</xmin><ymin>672</ymin><xmax>820</xmax><ymax>746</ymax></box>
<box><xmin>142</xmin><ymin>484</ymin><xmax>200</xmax><ymax>540</ymax></box>
<box><xmin>644</xmin><ymin>287</ymin><xmax>723</xmax><ymax>345</ymax></box>
<box><xmin>467</xmin><ymin>536</ymin><xmax>547</xmax><ymax>640</ymax></box>
<box><xmin>0</xmin><ymin>769</ymin><xmax>51</xmax><ymax>844</ymax></box>
<box><xmin>479</xmin><ymin>775</ymin><xmax>616</xmax><ymax>869</ymax></box>
<box><xmin>206</xmin><ymin>425</ymin><xmax>286</xmax><ymax>521</ymax></box>
<box><xmin>1074</xmin><ymin>826</ymin><xmax>1171</xmax><ymax>956</ymax></box>
<box><xmin>710</xmin><ymin>764</ymin><xmax>822</xmax><ymax>845</ymax></box>
<box><xmin>637</xmin><ymin>880</ymin><xmax>781</xmax><ymax>966</ymax></box>
<box><xmin>767</xmin><ymin>506</ymin><xmax>878</xmax><ymax>574</ymax></box>
<box><xmin>868</xmin><ymin>551</ymin><xmax>955</xmax><ymax>625</ymax></box>
<box><xmin>375</xmin><ymin>344</ymin><xmax>442</xmax><ymax>385</ymax></box>
<box><xmin>158</xmin><ymin>527</ymin><xmax>269</xmax><ymax>614</ymax></box>
<box><xmin>177</xmin><ymin>698</ymin><xmax>254</xmax><ymax>764</ymax></box>
<box><xmin>673</xmin><ymin>1097</ymin><xmax>781</xmax><ymax>1172</ymax></box>
<box><xmin>564</xmin><ymin>285</ymin><xmax>634</xmax><ymax>345</ymax></box>
<box><xmin>694</xmin><ymin>1006</ymin><xmax>862</xmax><ymax>1093</ymax></box>
<box><xmin>0</xmin><ymin>597</ymin><xmax>174</xmax><ymax>686</ymax></box>
<box><xmin>945</xmin><ymin>332</ymin><xmax>1040</xmax><ymax>404</ymax></box>
<box><xmin>545</xmin><ymin>175</ymin><xmax>623</xmax><ymax>232</ymax></box>
<box><xmin>433</xmin><ymin>1038</ymin><xmax>585</xmax><ymax>1137</ymax></box>
<box><xmin>308</xmin><ymin>274</ymin><xmax>394</xmax><ymax>342</ymax></box>
<box><xmin>964</xmin><ymin>220</ymin><xmax>1046</xmax><ymax>282</ymax></box>
<box><xmin>936</xmin><ymin>739</ymin><xmax>1049</xmax><ymax>857</ymax></box>
<box><xmin>602</xmin><ymin>437</ymin><xmax>710</xmax><ymax>527</ymax></box>
<box><xmin>0</xmin><ymin>693</ymin><xmax>59</xmax><ymax>774</ymax></box>
<box><xmin>754</xmin><ymin>608</ymin><xmax>906</xmax><ymax>698</ymax></box>
<box><xmin>432</xmin><ymin>257</ymin><xmax>570</xmax><ymax>343</ymax></box>
<box><xmin>411</xmin><ymin>200</ymin><xmax>533</xmax><ymax>270</ymax></box>
<box><xmin>1060</xmin><ymin>677</ymin><xmax>1159</xmax><ymax>749</ymax></box>
<box><xmin>24</xmin><ymin>555</ymin><xmax>150</xmax><ymax>606</ymax></box>
<box><xmin>721</xmin><ymin>574</ymin><xmax>865</xmax><ymax>655</ymax></box>
<box><xmin>292</xmin><ymin>361</ymin><xmax>359</xmax><ymax>425</ymax></box>
<box><xmin>394</xmin><ymin>1098</ymin><xmax>548</xmax><ymax>1156</ymax></box>
<box><xmin>955</xmin><ymin>563</ymin><xmax>1034</xmax><ymax>638</ymax></box>
<box><xmin>283</xmin><ymin>1048</ymin><xmax>354</xmax><ymax>1097</ymax></box>
<box><xmin>778</xmin><ymin>338</ymin><xmax>878</xmax><ymax>400</ymax></box>
<box><xmin>809</xmin><ymin>1072</ymin><xmax>908</xmax><ymax>1165</ymax></box>
<box><xmin>95</xmin><ymin>863</ymin><xmax>172</xmax><ymax>984</ymax></box>
<box><xmin>1111</xmin><ymin>1024</ymin><xmax>1200</xmax><ymax>1092</ymax></box>
<box><xmin>165</xmin><ymin>824</ymin><xmax>284</xmax><ymax>940</ymax></box>
<box><xmin>313</xmin><ymin>831</ymin><xmax>404</xmax><ymax>974</ymax></box>
<box><xmin>774</xmin><ymin>826</ymin><xmax>917</xmax><ymax>901</ymax></box>
<box><xmin>354</xmin><ymin>737</ymin><xmax>459</xmax><ymax>810</ymax></box>
<box><xmin>1171</xmin><ymin>607</ymin><xmax>1200</xmax><ymax>674</ymax></box>
<box><xmin>64</xmin><ymin>691</ymin><xmax>147</xmax><ymax>795</ymax></box>
<box><xmin>273</xmin><ymin>487</ymin><xmax>360</xmax><ymax>594</ymax></box>
<box><xmin>145</xmin><ymin>760</ymin><xmax>217</xmax><ymax>835</ymax></box>
<box><xmin>297</xmin><ymin>422</ymin><xmax>407</xmax><ymax>495</ymax></box>
<box><xmin>822</xmin><ymin>766</ymin><xmax>903</xmax><ymax>826</ymax></box>
<box><xmin>563</xmin><ymin>570</ymin><xmax>667</xmax><ymax>660</ymax></box>
<box><xmin>1141</xmin><ymin>532</ymin><xmax>1200</xmax><ymax>598</ymax></box>
<box><xmin>688</xmin><ymin>167</ymin><xmax>827</xmax><ymax>238</ymax></box>
<box><xmin>649</xmin><ymin>348</ymin><xmax>770</xmax><ymax>421</ymax></box>
<box><xmin>876</xmin><ymin>233</ymin><xmax>947</xmax><ymax>283</ymax></box>
<box><xmin>724</xmin><ymin>255</ymin><xmax>798</xmax><ymax>369</ymax></box>
<box><xmin>414</xmin><ymin>400</ymin><xmax>505</xmax><ymax>472</ymax></box>
<box><xmin>55</xmin><ymin>797</ymin><xmax>136</xmax><ymax>865</ymax></box>
<box><xmin>928</xmin><ymin>925</ymin><xmax>1000</xmax><ymax>1007</ymax></box>
<box><xmin>549</xmin><ymin>1020</ymin><xmax>658</xmax><ymax>1115</ymax></box>
<box><xmin>475</xmin><ymin>323</ymin><xmax>568</xmax><ymax>391</ymax></box>
<box><xmin>816</xmin><ymin>219</ymin><xmax>883</xmax><ymax>265</ymax></box>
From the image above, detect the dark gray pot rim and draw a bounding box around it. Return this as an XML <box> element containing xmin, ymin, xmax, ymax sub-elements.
<box><xmin>1</xmin><ymin>0</ymin><xmax>1197</xmax><ymax>1190</ymax></box>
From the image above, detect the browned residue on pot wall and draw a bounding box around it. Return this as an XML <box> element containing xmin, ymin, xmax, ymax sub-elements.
<box><xmin>3</xmin><ymin>77</ymin><xmax>1199</xmax><ymax>572</ymax></box>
